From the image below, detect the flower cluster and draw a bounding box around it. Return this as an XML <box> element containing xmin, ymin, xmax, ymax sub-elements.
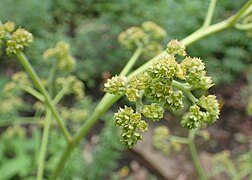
<box><xmin>104</xmin><ymin>75</ymin><xmax>127</xmax><ymax>95</ymax></box>
<box><xmin>114</xmin><ymin>106</ymin><xmax>148</xmax><ymax>148</ymax></box>
<box><xmin>179</xmin><ymin>57</ymin><xmax>213</xmax><ymax>90</ymax></box>
<box><xmin>118</xmin><ymin>21</ymin><xmax>166</xmax><ymax>58</ymax></box>
<box><xmin>3</xmin><ymin>71</ymin><xmax>32</xmax><ymax>95</ymax></box>
<box><xmin>105</xmin><ymin>37</ymin><xmax>220</xmax><ymax>147</ymax></box>
<box><xmin>142</xmin><ymin>103</ymin><xmax>164</xmax><ymax>122</ymax></box>
<box><xmin>167</xmin><ymin>39</ymin><xmax>186</xmax><ymax>57</ymax></box>
<box><xmin>0</xmin><ymin>21</ymin><xmax>33</xmax><ymax>55</ymax></box>
<box><xmin>153</xmin><ymin>126</ymin><xmax>181</xmax><ymax>155</ymax></box>
<box><xmin>181</xmin><ymin>95</ymin><xmax>220</xmax><ymax>129</ymax></box>
<box><xmin>56</xmin><ymin>75</ymin><xmax>84</xmax><ymax>100</ymax></box>
<box><xmin>43</xmin><ymin>41</ymin><xmax>76</xmax><ymax>71</ymax></box>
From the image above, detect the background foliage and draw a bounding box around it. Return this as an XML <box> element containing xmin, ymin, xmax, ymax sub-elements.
<box><xmin>0</xmin><ymin>0</ymin><xmax>251</xmax><ymax>179</ymax></box>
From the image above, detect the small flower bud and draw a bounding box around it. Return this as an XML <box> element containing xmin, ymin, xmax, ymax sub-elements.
<box><xmin>4</xmin><ymin>21</ymin><xmax>15</xmax><ymax>32</ymax></box>
<box><xmin>167</xmin><ymin>39</ymin><xmax>186</xmax><ymax>57</ymax></box>
<box><xmin>104</xmin><ymin>75</ymin><xmax>127</xmax><ymax>95</ymax></box>
<box><xmin>141</xmin><ymin>21</ymin><xmax>167</xmax><ymax>40</ymax></box>
<box><xmin>148</xmin><ymin>54</ymin><xmax>179</xmax><ymax>79</ymax></box>
<box><xmin>197</xmin><ymin>95</ymin><xmax>220</xmax><ymax>124</ymax></box>
<box><xmin>164</xmin><ymin>89</ymin><xmax>184</xmax><ymax>111</ymax></box>
<box><xmin>142</xmin><ymin>103</ymin><xmax>164</xmax><ymax>122</ymax></box>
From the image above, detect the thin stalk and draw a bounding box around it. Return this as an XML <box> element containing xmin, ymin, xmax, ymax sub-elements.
<box><xmin>47</xmin><ymin>60</ymin><xmax>57</xmax><ymax>97</ymax></box>
<box><xmin>172</xmin><ymin>80</ymin><xmax>198</xmax><ymax>104</ymax></box>
<box><xmin>16</xmin><ymin>52</ymin><xmax>71</xmax><ymax>142</ymax></box>
<box><xmin>37</xmin><ymin>109</ymin><xmax>52</xmax><ymax>180</ymax></box>
<box><xmin>169</xmin><ymin>135</ymin><xmax>189</xmax><ymax>144</ymax></box>
<box><xmin>203</xmin><ymin>0</ymin><xmax>217</xmax><ymax>27</ymax></box>
<box><xmin>49</xmin><ymin>2</ymin><xmax>252</xmax><ymax>178</ymax></box>
<box><xmin>0</xmin><ymin>117</ymin><xmax>42</xmax><ymax>127</ymax></box>
<box><xmin>228</xmin><ymin>0</ymin><xmax>252</xmax><ymax>25</ymax></box>
<box><xmin>52</xmin><ymin>86</ymin><xmax>68</xmax><ymax>105</ymax></box>
<box><xmin>20</xmin><ymin>85</ymin><xmax>45</xmax><ymax>102</ymax></box>
<box><xmin>119</xmin><ymin>45</ymin><xmax>143</xmax><ymax>76</ymax></box>
<box><xmin>234</xmin><ymin>22</ymin><xmax>252</xmax><ymax>30</ymax></box>
<box><xmin>188</xmin><ymin>130</ymin><xmax>207</xmax><ymax>180</ymax></box>
<box><xmin>224</xmin><ymin>159</ymin><xmax>240</xmax><ymax>179</ymax></box>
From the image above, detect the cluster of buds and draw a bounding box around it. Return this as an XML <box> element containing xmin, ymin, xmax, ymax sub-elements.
<box><xmin>43</xmin><ymin>41</ymin><xmax>76</xmax><ymax>71</ymax></box>
<box><xmin>105</xmin><ymin>37</ymin><xmax>220</xmax><ymax>147</ymax></box>
<box><xmin>56</xmin><ymin>75</ymin><xmax>84</xmax><ymax>100</ymax></box>
<box><xmin>118</xmin><ymin>21</ymin><xmax>167</xmax><ymax>58</ymax></box>
<box><xmin>0</xmin><ymin>20</ymin><xmax>33</xmax><ymax>55</ymax></box>
<box><xmin>3</xmin><ymin>71</ymin><xmax>32</xmax><ymax>95</ymax></box>
<box><xmin>114</xmin><ymin>106</ymin><xmax>148</xmax><ymax>148</ymax></box>
<box><xmin>153</xmin><ymin>126</ymin><xmax>182</xmax><ymax>155</ymax></box>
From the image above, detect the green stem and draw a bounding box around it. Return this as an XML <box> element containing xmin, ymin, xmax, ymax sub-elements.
<box><xmin>20</xmin><ymin>85</ymin><xmax>45</xmax><ymax>102</ymax></box>
<box><xmin>37</xmin><ymin>109</ymin><xmax>52</xmax><ymax>180</ymax></box>
<box><xmin>172</xmin><ymin>80</ymin><xmax>198</xmax><ymax>104</ymax></box>
<box><xmin>50</xmin><ymin>93</ymin><xmax>121</xmax><ymax>180</ymax></box>
<box><xmin>49</xmin><ymin>2</ymin><xmax>252</xmax><ymax>178</ymax></box>
<box><xmin>47</xmin><ymin>60</ymin><xmax>57</xmax><ymax>97</ymax></box>
<box><xmin>224</xmin><ymin>158</ymin><xmax>240</xmax><ymax>179</ymax></box>
<box><xmin>188</xmin><ymin>130</ymin><xmax>207</xmax><ymax>180</ymax></box>
<box><xmin>169</xmin><ymin>135</ymin><xmax>189</xmax><ymax>144</ymax></box>
<box><xmin>228</xmin><ymin>0</ymin><xmax>252</xmax><ymax>25</ymax></box>
<box><xmin>16</xmin><ymin>52</ymin><xmax>71</xmax><ymax>142</ymax></box>
<box><xmin>52</xmin><ymin>86</ymin><xmax>68</xmax><ymax>105</ymax></box>
<box><xmin>203</xmin><ymin>0</ymin><xmax>217</xmax><ymax>27</ymax></box>
<box><xmin>0</xmin><ymin>117</ymin><xmax>42</xmax><ymax>127</ymax></box>
<box><xmin>120</xmin><ymin>45</ymin><xmax>143</xmax><ymax>76</ymax></box>
<box><xmin>234</xmin><ymin>22</ymin><xmax>252</xmax><ymax>30</ymax></box>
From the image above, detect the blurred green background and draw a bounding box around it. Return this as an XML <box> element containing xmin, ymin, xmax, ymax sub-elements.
<box><xmin>0</xmin><ymin>0</ymin><xmax>251</xmax><ymax>179</ymax></box>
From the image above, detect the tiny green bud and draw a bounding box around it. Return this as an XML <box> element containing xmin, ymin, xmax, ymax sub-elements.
<box><xmin>141</xmin><ymin>21</ymin><xmax>167</xmax><ymax>40</ymax></box>
<box><xmin>197</xmin><ymin>95</ymin><xmax>220</xmax><ymax>124</ymax></box>
<box><xmin>104</xmin><ymin>75</ymin><xmax>127</xmax><ymax>95</ymax></box>
<box><xmin>142</xmin><ymin>103</ymin><xmax>164</xmax><ymax>122</ymax></box>
<box><xmin>167</xmin><ymin>39</ymin><xmax>186</xmax><ymax>57</ymax></box>
<box><xmin>137</xmin><ymin>120</ymin><xmax>148</xmax><ymax>132</ymax></box>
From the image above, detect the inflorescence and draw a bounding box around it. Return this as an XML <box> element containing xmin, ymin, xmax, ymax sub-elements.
<box><xmin>105</xmin><ymin>29</ymin><xmax>220</xmax><ymax>147</ymax></box>
<box><xmin>0</xmin><ymin>21</ymin><xmax>33</xmax><ymax>55</ymax></box>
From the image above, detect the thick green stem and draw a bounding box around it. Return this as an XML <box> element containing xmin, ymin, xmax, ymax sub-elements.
<box><xmin>50</xmin><ymin>93</ymin><xmax>121</xmax><ymax>180</ymax></box>
<box><xmin>188</xmin><ymin>130</ymin><xmax>207</xmax><ymax>180</ymax></box>
<box><xmin>120</xmin><ymin>45</ymin><xmax>143</xmax><ymax>76</ymax></box>
<box><xmin>16</xmin><ymin>52</ymin><xmax>71</xmax><ymax>142</ymax></box>
<box><xmin>37</xmin><ymin>110</ymin><xmax>52</xmax><ymax>180</ymax></box>
<box><xmin>49</xmin><ymin>2</ymin><xmax>252</xmax><ymax>178</ymax></box>
<box><xmin>203</xmin><ymin>0</ymin><xmax>217</xmax><ymax>27</ymax></box>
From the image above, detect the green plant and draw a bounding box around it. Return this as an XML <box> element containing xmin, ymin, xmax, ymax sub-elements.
<box><xmin>0</xmin><ymin>0</ymin><xmax>252</xmax><ymax>179</ymax></box>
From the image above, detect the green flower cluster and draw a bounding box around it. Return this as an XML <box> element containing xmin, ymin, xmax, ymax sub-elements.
<box><xmin>43</xmin><ymin>41</ymin><xmax>76</xmax><ymax>71</ymax></box>
<box><xmin>104</xmin><ymin>75</ymin><xmax>127</xmax><ymax>95</ymax></box>
<box><xmin>105</xmin><ymin>37</ymin><xmax>220</xmax><ymax>147</ymax></box>
<box><xmin>3</xmin><ymin>71</ymin><xmax>32</xmax><ymax>95</ymax></box>
<box><xmin>118</xmin><ymin>21</ymin><xmax>166</xmax><ymax>58</ymax></box>
<box><xmin>166</xmin><ymin>39</ymin><xmax>186</xmax><ymax>57</ymax></box>
<box><xmin>114</xmin><ymin>106</ymin><xmax>148</xmax><ymax>148</ymax></box>
<box><xmin>56</xmin><ymin>75</ymin><xmax>84</xmax><ymax>100</ymax></box>
<box><xmin>142</xmin><ymin>103</ymin><xmax>164</xmax><ymax>122</ymax></box>
<box><xmin>181</xmin><ymin>95</ymin><xmax>220</xmax><ymax>129</ymax></box>
<box><xmin>153</xmin><ymin>126</ymin><xmax>181</xmax><ymax>155</ymax></box>
<box><xmin>179</xmin><ymin>57</ymin><xmax>213</xmax><ymax>90</ymax></box>
<box><xmin>0</xmin><ymin>21</ymin><xmax>33</xmax><ymax>55</ymax></box>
